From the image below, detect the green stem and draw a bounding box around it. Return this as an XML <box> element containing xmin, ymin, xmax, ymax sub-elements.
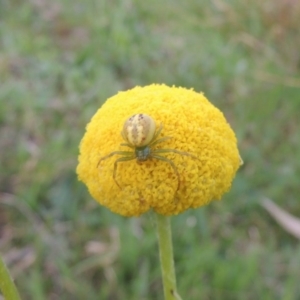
<box><xmin>155</xmin><ymin>213</ymin><xmax>182</xmax><ymax>300</ymax></box>
<box><xmin>0</xmin><ymin>254</ymin><xmax>21</xmax><ymax>300</ymax></box>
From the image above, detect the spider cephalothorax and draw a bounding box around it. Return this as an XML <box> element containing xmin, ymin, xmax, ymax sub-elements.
<box><xmin>98</xmin><ymin>113</ymin><xmax>196</xmax><ymax>190</ymax></box>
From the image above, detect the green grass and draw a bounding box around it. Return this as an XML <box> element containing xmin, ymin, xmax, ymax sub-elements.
<box><xmin>1</xmin><ymin>0</ymin><xmax>300</xmax><ymax>299</ymax></box>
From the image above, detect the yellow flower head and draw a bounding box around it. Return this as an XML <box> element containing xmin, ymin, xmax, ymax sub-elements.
<box><xmin>77</xmin><ymin>84</ymin><xmax>242</xmax><ymax>217</ymax></box>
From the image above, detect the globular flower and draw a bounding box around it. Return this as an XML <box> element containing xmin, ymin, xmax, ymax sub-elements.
<box><xmin>77</xmin><ymin>84</ymin><xmax>242</xmax><ymax>217</ymax></box>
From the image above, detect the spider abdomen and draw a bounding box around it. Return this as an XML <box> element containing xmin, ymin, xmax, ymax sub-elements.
<box><xmin>122</xmin><ymin>114</ymin><xmax>156</xmax><ymax>147</ymax></box>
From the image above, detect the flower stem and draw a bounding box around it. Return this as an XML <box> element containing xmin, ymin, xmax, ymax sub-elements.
<box><xmin>0</xmin><ymin>254</ymin><xmax>21</xmax><ymax>300</ymax></box>
<box><xmin>155</xmin><ymin>213</ymin><xmax>182</xmax><ymax>300</ymax></box>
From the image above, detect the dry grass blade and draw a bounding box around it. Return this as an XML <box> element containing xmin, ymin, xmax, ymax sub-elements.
<box><xmin>261</xmin><ymin>197</ymin><xmax>300</xmax><ymax>239</ymax></box>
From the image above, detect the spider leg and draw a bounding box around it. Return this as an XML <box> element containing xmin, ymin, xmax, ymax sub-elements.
<box><xmin>113</xmin><ymin>156</ymin><xmax>136</xmax><ymax>189</ymax></box>
<box><xmin>120</xmin><ymin>143</ymin><xmax>134</xmax><ymax>148</ymax></box>
<box><xmin>151</xmin><ymin>154</ymin><xmax>181</xmax><ymax>191</ymax></box>
<box><xmin>97</xmin><ymin>150</ymin><xmax>133</xmax><ymax>167</ymax></box>
<box><xmin>149</xmin><ymin>123</ymin><xmax>163</xmax><ymax>144</ymax></box>
<box><xmin>120</xmin><ymin>130</ymin><xmax>127</xmax><ymax>142</ymax></box>
<box><xmin>152</xmin><ymin>148</ymin><xmax>198</xmax><ymax>159</ymax></box>
<box><xmin>149</xmin><ymin>136</ymin><xmax>172</xmax><ymax>147</ymax></box>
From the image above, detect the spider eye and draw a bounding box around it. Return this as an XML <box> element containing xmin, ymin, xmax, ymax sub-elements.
<box><xmin>122</xmin><ymin>114</ymin><xmax>156</xmax><ymax>147</ymax></box>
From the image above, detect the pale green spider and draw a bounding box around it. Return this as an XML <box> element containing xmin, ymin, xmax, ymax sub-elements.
<box><xmin>97</xmin><ymin>113</ymin><xmax>196</xmax><ymax>190</ymax></box>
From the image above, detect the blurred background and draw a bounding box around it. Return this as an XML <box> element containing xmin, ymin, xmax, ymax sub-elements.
<box><xmin>1</xmin><ymin>0</ymin><xmax>300</xmax><ymax>299</ymax></box>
